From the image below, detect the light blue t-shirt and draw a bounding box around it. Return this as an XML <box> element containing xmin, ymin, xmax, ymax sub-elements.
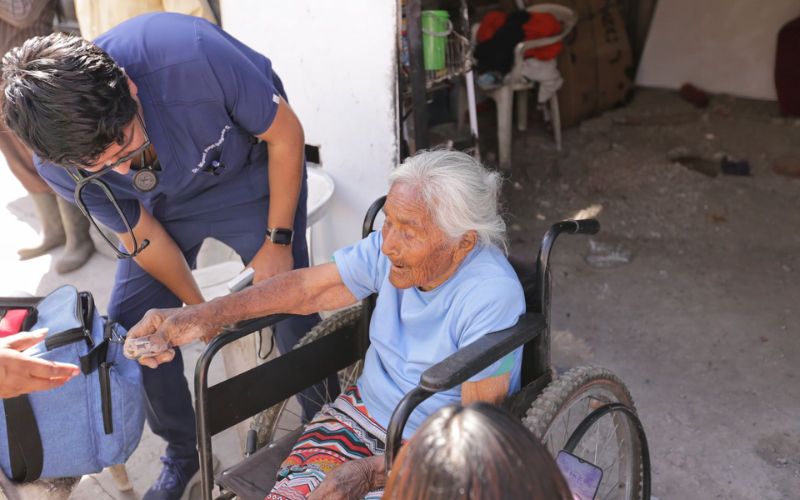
<box><xmin>334</xmin><ymin>231</ymin><xmax>525</xmax><ymax>439</ymax></box>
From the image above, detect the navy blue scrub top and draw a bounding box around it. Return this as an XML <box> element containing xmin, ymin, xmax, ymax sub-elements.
<box><xmin>36</xmin><ymin>13</ymin><xmax>286</xmax><ymax>234</ymax></box>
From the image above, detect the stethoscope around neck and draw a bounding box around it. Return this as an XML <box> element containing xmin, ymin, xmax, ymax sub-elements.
<box><xmin>131</xmin><ymin>149</ymin><xmax>160</xmax><ymax>193</ymax></box>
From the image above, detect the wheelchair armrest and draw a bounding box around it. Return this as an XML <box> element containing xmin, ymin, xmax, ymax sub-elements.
<box><xmin>386</xmin><ymin>313</ymin><xmax>545</xmax><ymax>471</ymax></box>
<box><xmin>0</xmin><ymin>296</ymin><xmax>42</xmax><ymax>307</ymax></box>
<box><xmin>419</xmin><ymin>313</ymin><xmax>545</xmax><ymax>392</ymax></box>
<box><xmin>196</xmin><ymin>313</ymin><xmax>295</xmax><ymax>397</ymax></box>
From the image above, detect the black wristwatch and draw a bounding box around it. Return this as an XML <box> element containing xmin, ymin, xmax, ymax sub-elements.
<box><xmin>267</xmin><ymin>227</ymin><xmax>294</xmax><ymax>246</ymax></box>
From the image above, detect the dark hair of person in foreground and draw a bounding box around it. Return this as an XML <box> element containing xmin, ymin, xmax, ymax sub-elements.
<box><xmin>1</xmin><ymin>32</ymin><xmax>136</xmax><ymax>168</ymax></box>
<box><xmin>384</xmin><ymin>402</ymin><xmax>573</xmax><ymax>500</ymax></box>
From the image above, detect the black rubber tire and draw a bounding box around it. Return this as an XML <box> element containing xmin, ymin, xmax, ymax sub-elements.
<box><xmin>524</xmin><ymin>366</ymin><xmax>643</xmax><ymax>500</ymax></box>
<box><xmin>252</xmin><ymin>304</ymin><xmax>364</xmax><ymax>448</ymax></box>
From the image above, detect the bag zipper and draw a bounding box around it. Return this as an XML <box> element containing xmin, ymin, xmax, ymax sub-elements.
<box><xmin>44</xmin><ymin>291</ymin><xmax>95</xmax><ymax>350</ymax></box>
<box><xmin>99</xmin><ymin>361</ymin><xmax>113</xmax><ymax>434</ymax></box>
<box><xmin>44</xmin><ymin>326</ymin><xmax>86</xmax><ymax>350</ymax></box>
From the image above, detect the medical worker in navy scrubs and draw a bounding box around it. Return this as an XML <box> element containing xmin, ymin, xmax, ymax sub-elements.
<box><xmin>1</xmin><ymin>13</ymin><xmax>321</xmax><ymax>499</ymax></box>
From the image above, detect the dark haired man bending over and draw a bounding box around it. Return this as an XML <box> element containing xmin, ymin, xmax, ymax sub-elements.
<box><xmin>1</xmin><ymin>13</ymin><xmax>319</xmax><ymax>499</ymax></box>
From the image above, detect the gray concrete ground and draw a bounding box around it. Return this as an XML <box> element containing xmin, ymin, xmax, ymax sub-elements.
<box><xmin>501</xmin><ymin>89</ymin><xmax>800</xmax><ymax>500</ymax></box>
<box><xmin>2</xmin><ymin>88</ymin><xmax>798</xmax><ymax>499</ymax></box>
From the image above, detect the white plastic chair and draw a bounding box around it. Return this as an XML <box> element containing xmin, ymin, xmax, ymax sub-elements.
<box><xmin>476</xmin><ymin>4</ymin><xmax>576</xmax><ymax>168</ymax></box>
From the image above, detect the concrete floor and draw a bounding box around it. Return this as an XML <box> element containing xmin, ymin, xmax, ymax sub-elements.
<box><xmin>501</xmin><ymin>89</ymin><xmax>800</xmax><ymax>500</ymax></box>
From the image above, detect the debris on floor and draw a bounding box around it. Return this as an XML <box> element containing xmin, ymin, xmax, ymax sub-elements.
<box><xmin>585</xmin><ymin>239</ymin><xmax>634</xmax><ymax>268</ymax></box>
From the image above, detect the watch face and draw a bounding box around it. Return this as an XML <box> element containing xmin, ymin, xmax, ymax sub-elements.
<box><xmin>270</xmin><ymin>228</ymin><xmax>293</xmax><ymax>245</ymax></box>
<box><xmin>133</xmin><ymin>169</ymin><xmax>158</xmax><ymax>192</ymax></box>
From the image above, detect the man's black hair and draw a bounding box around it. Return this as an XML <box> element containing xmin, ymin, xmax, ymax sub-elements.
<box><xmin>1</xmin><ymin>32</ymin><xmax>137</xmax><ymax>168</ymax></box>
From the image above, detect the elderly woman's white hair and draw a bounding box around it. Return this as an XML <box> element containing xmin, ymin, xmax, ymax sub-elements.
<box><xmin>388</xmin><ymin>149</ymin><xmax>507</xmax><ymax>252</ymax></box>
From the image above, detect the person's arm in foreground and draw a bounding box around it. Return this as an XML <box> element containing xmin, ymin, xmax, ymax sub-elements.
<box><xmin>248</xmin><ymin>97</ymin><xmax>305</xmax><ymax>284</ymax></box>
<box><xmin>0</xmin><ymin>329</ymin><xmax>80</xmax><ymax>399</ymax></box>
<box><xmin>125</xmin><ymin>262</ymin><xmax>357</xmax><ymax>367</ymax></box>
<box><xmin>118</xmin><ymin>205</ymin><xmax>205</xmax><ymax>306</ymax></box>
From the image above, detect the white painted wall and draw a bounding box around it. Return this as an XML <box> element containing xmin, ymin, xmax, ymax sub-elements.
<box><xmin>636</xmin><ymin>0</ymin><xmax>799</xmax><ymax>100</ymax></box>
<box><xmin>220</xmin><ymin>1</ymin><xmax>399</xmax><ymax>260</ymax></box>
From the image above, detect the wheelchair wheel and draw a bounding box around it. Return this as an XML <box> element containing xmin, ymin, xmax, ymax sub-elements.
<box><xmin>524</xmin><ymin>366</ymin><xmax>643</xmax><ymax>500</ymax></box>
<box><xmin>251</xmin><ymin>304</ymin><xmax>365</xmax><ymax>448</ymax></box>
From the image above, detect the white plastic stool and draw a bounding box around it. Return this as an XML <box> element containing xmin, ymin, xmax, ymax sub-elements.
<box><xmin>474</xmin><ymin>4</ymin><xmax>576</xmax><ymax>168</ymax></box>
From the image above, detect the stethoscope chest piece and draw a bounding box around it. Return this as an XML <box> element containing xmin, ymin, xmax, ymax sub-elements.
<box><xmin>133</xmin><ymin>168</ymin><xmax>158</xmax><ymax>192</ymax></box>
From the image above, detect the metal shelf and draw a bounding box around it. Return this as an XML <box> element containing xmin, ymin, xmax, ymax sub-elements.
<box><xmin>400</xmin><ymin>30</ymin><xmax>473</xmax><ymax>96</ymax></box>
<box><xmin>400</xmin><ymin>0</ymin><xmax>478</xmax><ymax>154</ymax></box>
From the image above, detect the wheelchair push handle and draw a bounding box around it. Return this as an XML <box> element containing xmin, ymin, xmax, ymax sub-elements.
<box><xmin>533</xmin><ymin>218</ymin><xmax>600</xmax><ymax>316</ymax></box>
<box><xmin>550</xmin><ymin>218</ymin><xmax>600</xmax><ymax>237</ymax></box>
<box><xmin>567</xmin><ymin>218</ymin><xmax>600</xmax><ymax>235</ymax></box>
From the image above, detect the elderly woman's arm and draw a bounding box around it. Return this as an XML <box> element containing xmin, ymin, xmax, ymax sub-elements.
<box><xmin>462</xmin><ymin>372</ymin><xmax>511</xmax><ymax>406</ymax></box>
<box><xmin>125</xmin><ymin>262</ymin><xmax>358</xmax><ymax>367</ymax></box>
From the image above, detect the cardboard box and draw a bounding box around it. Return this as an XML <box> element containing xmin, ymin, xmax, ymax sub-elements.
<box><xmin>593</xmin><ymin>1</ymin><xmax>634</xmax><ymax>111</ymax></box>
<box><xmin>533</xmin><ymin>0</ymin><xmax>633</xmax><ymax>126</ymax></box>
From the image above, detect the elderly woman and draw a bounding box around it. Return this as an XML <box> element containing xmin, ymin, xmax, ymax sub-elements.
<box><xmin>125</xmin><ymin>149</ymin><xmax>525</xmax><ymax>499</ymax></box>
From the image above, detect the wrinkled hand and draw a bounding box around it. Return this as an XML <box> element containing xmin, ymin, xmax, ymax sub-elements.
<box><xmin>0</xmin><ymin>329</ymin><xmax>80</xmax><ymax>399</ymax></box>
<box><xmin>308</xmin><ymin>456</ymin><xmax>386</xmax><ymax>500</ymax></box>
<box><xmin>249</xmin><ymin>241</ymin><xmax>294</xmax><ymax>284</ymax></box>
<box><xmin>124</xmin><ymin>305</ymin><xmax>222</xmax><ymax>368</ymax></box>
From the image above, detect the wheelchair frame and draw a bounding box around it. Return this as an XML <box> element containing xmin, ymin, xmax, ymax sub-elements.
<box><xmin>194</xmin><ymin>196</ymin><xmax>648</xmax><ymax>500</ymax></box>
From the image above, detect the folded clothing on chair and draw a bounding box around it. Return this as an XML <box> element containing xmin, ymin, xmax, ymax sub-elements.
<box><xmin>475</xmin><ymin>9</ymin><xmax>564</xmax><ymax>75</ymax></box>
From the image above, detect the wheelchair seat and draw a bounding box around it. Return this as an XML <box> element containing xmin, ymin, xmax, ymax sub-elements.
<box><xmin>215</xmin><ymin>428</ymin><xmax>302</xmax><ymax>500</ymax></box>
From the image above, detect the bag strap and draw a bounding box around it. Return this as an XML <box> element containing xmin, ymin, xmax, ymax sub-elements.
<box><xmin>79</xmin><ymin>339</ymin><xmax>109</xmax><ymax>375</ymax></box>
<box><xmin>78</xmin><ymin>319</ymin><xmax>118</xmax><ymax>434</ymax></box>
<box><xmin>78</xmin><ymin>315</ymin><xmax>116</xmax><ymax>374</ymax></box>
<box><xmin>2</xmin><ymin>396</ymin><xmax>43</xmax><ymax>482</ymax></box>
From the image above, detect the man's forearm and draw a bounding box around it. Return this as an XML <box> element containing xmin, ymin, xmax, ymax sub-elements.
<box><xmin>132</xmin><ymin>238</ymin><xmax>204</xmax><ymax>305</ymax></box>
<box><xmin>121</xmin><ymin>207</ymin><xmax>204</xmax><ymax>306</ymax></box>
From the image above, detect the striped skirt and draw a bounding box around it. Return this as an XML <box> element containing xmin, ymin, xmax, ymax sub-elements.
<box><xmin>266</xmin><ymin>386</ymin><xmax>385</xmax><ymax>500</ymax></box>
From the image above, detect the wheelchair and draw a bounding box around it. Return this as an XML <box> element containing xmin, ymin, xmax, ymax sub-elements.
<box><xmin>194</xmin><ymin>196</ymin><xmax>651</xmax><ymax>500</ymax></box>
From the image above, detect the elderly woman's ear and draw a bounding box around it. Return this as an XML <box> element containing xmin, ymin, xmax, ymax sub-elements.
<box><xmin>458</xmin><ymin>230</ymin><xmax>478</xmax><ymax>253</ymax></box>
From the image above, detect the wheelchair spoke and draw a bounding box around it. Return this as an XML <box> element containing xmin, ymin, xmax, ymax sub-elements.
<box><xmin>599</xmin><ymin>420</ymin><xmax>621</xmax><ymax>456</ymax></box>
<box><xmin>296</xmin><ymin>390</ymin><xmax>323</xmax><ymax>408</ymax></box>
<box><xmin>594</xmin><ymin>414</ymin><xmax>601</xmax><ymax>465</ymax></box>
<box><xmin>562</xmin><ymin>403</ymin><xmax>575</xmax><ymax>444</ymax></box>
<box><xmin>277</xmin><ymin>407</ymin><xmax>304</xmax><ymax>427</ymax></box>
<box><xmin>594</xmin><ymin>434</ymin><xmax>622</xmax><ymax>471</ymax></box>
<box><xmin>564</xmin><ymin>414</ymin><xmax>630</xmax><ymax>500</ymax></box>
<box><xmin>318</xmin><ymin>379</ymin><xmax>333</xmax><ymax>403</ymax></box>
<box><xmin>601</xmin><ymin>481</ymin><xmax>624</xmax><ymax>500</ymax></box>
<box><xmin>603</xmin><ymin>440</ymin><xmax>622</xmax><ymax>471</ymax></box>
<box><xmin>547</xmin><ymin>433</ymin><xmax>558</xmax><ymax>456</ymax></box>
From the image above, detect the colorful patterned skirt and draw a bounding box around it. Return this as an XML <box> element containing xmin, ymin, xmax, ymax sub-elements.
<box><xmin>266</xmin><ymin>386</ymin><xmax>386</xmax><ymax>500</ymax></box>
